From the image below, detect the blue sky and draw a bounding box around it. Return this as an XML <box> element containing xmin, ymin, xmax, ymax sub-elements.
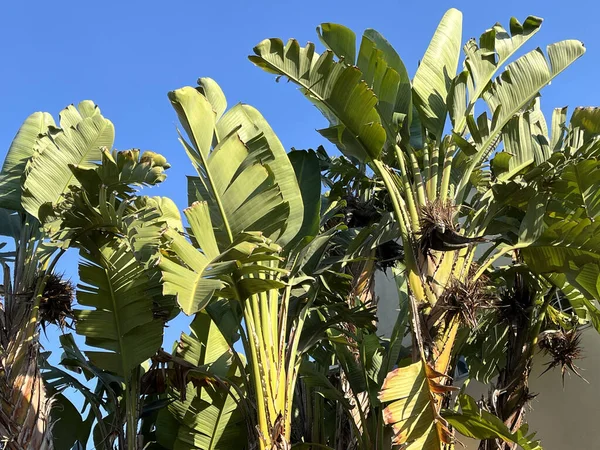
<box><xmin>1</xmin><ymin>0</ymin><xmax>598</xmax><ymax>439</ymax></box>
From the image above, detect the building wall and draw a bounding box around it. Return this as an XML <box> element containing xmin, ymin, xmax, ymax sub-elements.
<box><xmin>374</xmin><ymin>272</ymin><xmax>600</xmax><ymax>450</ymax></box>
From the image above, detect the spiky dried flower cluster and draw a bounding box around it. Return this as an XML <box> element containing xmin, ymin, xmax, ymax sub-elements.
<box><xmin>496</xmin><ymin>283</ymin><xmax>535</xmax><ymax>324</ymax></box>
<box><xmin>538</xmin><ymin>329</ymin><xmax>585</xmax><ymax>384</ymax></box>
<box><xmin>419</xmin><ymin>201</ymin><xmax>486</xmax><ymax>254</ymax></box>
<box><xmin>39</xmin><ymin>273</ymin><xmax>75</xmax><ymax>332</ymax></box>
<box><xmin>419</xmin><ymin>200</ymin><xmax>456</xmax><ymax>250</ymax></box>
<box><xmin>435</xmin><ymin>276</ymin><xmax>497</xmax><ymax>328</ymax></box>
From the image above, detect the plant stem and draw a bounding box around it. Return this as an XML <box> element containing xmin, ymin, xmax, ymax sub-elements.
<box><xmin>125</xmin><ymin>366</ymin><xmax>140</xmax><ymax>449</ymax></box>
<box><xmin>243</xmin><ymin>297</ymin><xmax>269</xmax><ymax>450</ymax></box>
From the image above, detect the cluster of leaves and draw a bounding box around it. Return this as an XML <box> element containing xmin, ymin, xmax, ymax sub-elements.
<box><xmin>1</xmin><ymin>8</ymin><xmax>600</xmax><ymax>450</ymax></box>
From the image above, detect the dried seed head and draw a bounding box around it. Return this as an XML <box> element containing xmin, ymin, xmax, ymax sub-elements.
<box><xmin>344</xmin><ymin>195</ymin><xmax>380</xmax><ymax>228</ymax></box>
<box><xmin>538</xmin><ymin>329</ymin><xmax>586</xmax><ymax>385</ymax></box>
<box><xmin>497</xmin><ymin>284</ymin><xmax>534</xmax><ymax>324</ymax></box>
<box><xmin>436</xmin><ymin>276</ymin><xmax>496</xmax><ymax>328</ymax></box>
<box><xmin>420</xmin><ymin>200</ymin><xmax>456</xmax><ymax>242</ymax></box>
<box><xmin>418</xmin><ymin>201</ymin><xmax>486</xmax><ymax>254</ymax></box>
<box><xmin>39</xmin><ymin>273</ymin><xmax>75</xmax><ymax>332</ymax></box>
<box><xmin>375</xmin><ymin>240</ymin><xmax>404</xmax><ymax>271</ymax></box>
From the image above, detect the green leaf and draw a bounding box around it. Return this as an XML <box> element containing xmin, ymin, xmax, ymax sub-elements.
<box><xmin>289</xmin><ymin>149</ymin><xmax>321</xmax><ymax>244</ymax></box>
<box><xmin>170</xmin><ymin>85</ymin><xmax>301</xmax><ymax>247</ymax></box>
<box><xmin>518</xmin><ymin>194</ymin><xmax>547</xmax><ymax>244</ymax></box>
<box><xmin>545</xmin><ymin>272</ymin><xmax>600</xmax><ymax>331</ymax></box>
<box><xmin>551</xmin><ymin>159</ymin><xmax>600</xmax><ymax>220</ymax></box>
<box><xmin>317</xmin><ymin>23</ymin><xmax>357</xmax><ymax>63</ymax></box>
<box><xmin>412</xmin><ymin>8</ymin><xmax>462</xmax><ymax>140</ymax></box>
<box><xmin>520</xmin><ymin>217</ymin><xmax>600</xmax><ymax>274</ymax></box>
<box><xmin>500</xmin><ymin>113</ymin><xmax>536</xmax><ymax>177</ymax></box>
<box><xmin>216</xmin><ymin>103</ymin><xmax>304</xmax><ymax>247</ymax></box>
<box><xmin>463</xmin><ymin>320</ymin><xmax>508</xmax><ymax>384</ymax></box>
<box><xmin>160</xmin><ymin>218</ymin><xmax>284</xmax><ymax>315</ymax></box>
<box><xmin>160</xmin><ymin>226</ymin><xmax>224</xmax><ymax>315</ymax></box>
<box><xmin>570</xmin><ymin>106</ymin><xmax>600</xmax><ymax>140</ymax></box>
<box><xmin>156</xmin><ymin>313</ymin><xmax>246</xmax><ymax>450</ymax></box>
<box><xmin>69</xmin><ymin>148</ymin><xmax>171</xmax><ymax>200</ymax></box>
<box><xmin>250</xmin><ymin>38</ymin><xmax>385</xmax><ymax>163</ymax></box>
<box><xmin>361</xmin><ymin>333</ymin><xmax>384</xmax><ymax>404</ymax></box>
<box><xmin>453</xmin><ymin>15</ymin><xmax>543</xmax><ymax>132</ymax></box>
<box><xmin>22</xmin><ymin>101</ymin><xmax>114</xmax><ymax>219</ymax></box>
<box><xmin>299</xmin><ymin>360</ymin><xmax>352</xmax><ymax>409</ymax></box>
<box><xmin>444</xmin><ymin>395</ymin><xmax>542</xmax><ymax>450</ymax></box>
<box><xmin>197</xmin><ymin>77</ymin><xmax>227</xmax><ymax>121</ymax></box>
<box><xmin>74</xmin><ymin>239</ymin><xmax>163</xmax><ymax>376</ymax></box>
<box><xmin>0</xmin><ymin>112</ymin><xmax>55</xmax><ymax>211</ymax></box>
<box><xmin>362</xmin><ymin>29</ymin><xmax>412</xmax><ymax>122</ymax></box>
<box><xmin>156</xmin><ymin>383</ymin><xmax>245</xmax><ymax>450</ymax></box>
<box><xmin>456</xmin><ymin>40</ymin><xmax>585</xmax><ymax>202</ymax></box>
<box><xmin>550</xmin><ymin>107</ymin><xmax>568</xmax><ymax>152</ymax></box>
<box><xmin>48</xmin><ymin>393</ymin><xmax>84</xmax><ymax>450</ymax></box>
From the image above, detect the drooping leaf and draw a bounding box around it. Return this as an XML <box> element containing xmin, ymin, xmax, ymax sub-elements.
<box><xmin>156</xmin><ymin>312</ymin><xmax>246</xmax><ymax>450</ymax></box>
<box><xmin>159</xmin><ymin>203</ymin><xmax>284</xmax><ymax>315</ymax></box>
<box><xmin>444</xmin><ymin>395</ymin><xmax>542</xmax><ymax>450</ymax></box>
<box><xmin>317</xmin><ymin>23</ymin><xmax>357</xmax><ymax>64</ymax></box>
<box><xmin>250</xmin><ymin>38</ymin><xmax>386</xmax><ymax>163</ymax></box>
<box><xmin>47</xmin><ymin>393</ymin><xmax>85</xmax><ymax>450</ymax></box>
<box><xmin>456</xmin><ymin>40</ymin><xmax>586</xmax><ymax>202</ymax></box>
<box><xmin>379</xmin><ymin>360</ymin><xmax>453</xmax><ymax>449</ymax></box>
<box><xmin>452</xmin><ymin>15</ymin><xmax>543</xmax><ymax>132</ymax></box>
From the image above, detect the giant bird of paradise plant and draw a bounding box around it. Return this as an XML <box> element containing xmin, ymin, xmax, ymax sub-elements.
<box><xmin>2</xmin><ymin>9</ymin><xmax>600</xmax><ymax>450</ymax></box>
<box><xmin>0</xmin><ymin>102</ymin><xmax>174</xmax><ymax>449</ymax></box>
<box><xmin>250</xmin><ymin>8</ymin><xmax>600</xmax><ymax>449</ymax></box>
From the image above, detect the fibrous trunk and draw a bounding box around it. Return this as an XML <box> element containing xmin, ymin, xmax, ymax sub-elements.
<box><xmin>0</xmin><ymin>328</ymin><xmax>53</xmax><ymax>450</ymax></box>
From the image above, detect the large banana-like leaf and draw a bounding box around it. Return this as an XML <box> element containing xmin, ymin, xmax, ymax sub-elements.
<box><xmin>494</xmin><ymin>99</ymin><xmax>553</xmax><ymax>177</ymax></box>
<box><xmin>250</xmin><ymin>38</ymin><xmax>385</xmax><ymax>163</ymax></box>
<box><xmin>451</xmin><ymin>15</ymin><xmax>543</xmax><ymax>131</ymax></box>
<box><xmin>455</xmin><ymin>40</ymin><xmax>586</xmax><ymax>202</ymax></box>
<box><xmin>0</xmin><ymin>112</ymin><xmax>55</xmax><ymax>211</ymax></box>
<box><xmin>156</xmin><ymin>312</ymin><xmax>246</xmax><ymax>450</ymax></box>
<box><xmin>159</xmin><ymin>202</ymin><xmax>284</xmax><ymax>315</ymax></box>
<box><xmin>170</xmin><ymin>82</ymin><xmax>303</xmax><ymax>248</ymax></box>
<box><xmin>56</xmin><ymin>153</ymin><xmax>179</xmax><ymax>318</ymax></box>
<box><xmin>549</xmin><ymin>158</ymin><xmax>600</xmax><ymax>219</ymax></box>
<box><xmin>21</xmin><ymin>101</ymin><xmax>114</xmax><ymax>219</ymax></box>
<box><xmin>545</xmin><ymin>272</ymin><xmax>600</xmax><ymax>331</ymax></box>
<box><xmin>379</xmin><ymin>361</ymin><xmax>453</xmax><ymax>449</ymax></box>
<box><xmin>318</xmin><ymin>23</ymin><xmax>412</xmax><ymax>133</ymax></box>
<box><xmin>75</xmin><ymin>239</ymin><xmax>164</xmax><ymax>376</ymax></box>
<box><xmin>412</xmin><ymin>8</ymin><xmax>462</xmax><ymax>140</ymax></box>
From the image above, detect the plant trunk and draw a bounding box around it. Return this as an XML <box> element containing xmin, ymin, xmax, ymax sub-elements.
<box><xmin>478</xmin><ymin>274</ymin><xmax>547</xmax><ymax>450</ymax></box>
<box><xmin>0</xmin><ymin>219</ymin><xmax>55</xmax><ymax>449</ymax></box>
<box><xmin>0</xmin><ymin>327</ymin><xmax>53</xmax><ymax>449</ymax></box>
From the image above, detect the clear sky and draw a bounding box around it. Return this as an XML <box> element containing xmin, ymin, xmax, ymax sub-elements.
<box><xmin>1</xmin><ymin>0</ymin><xmax>598</xmax><ymax>439</ymax></box>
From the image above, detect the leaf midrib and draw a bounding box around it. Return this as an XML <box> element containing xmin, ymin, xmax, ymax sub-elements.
<box><xmin>103</xmin><ymin>262</ymin><xmax>128</xmax><ymax>377</ymax></box>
